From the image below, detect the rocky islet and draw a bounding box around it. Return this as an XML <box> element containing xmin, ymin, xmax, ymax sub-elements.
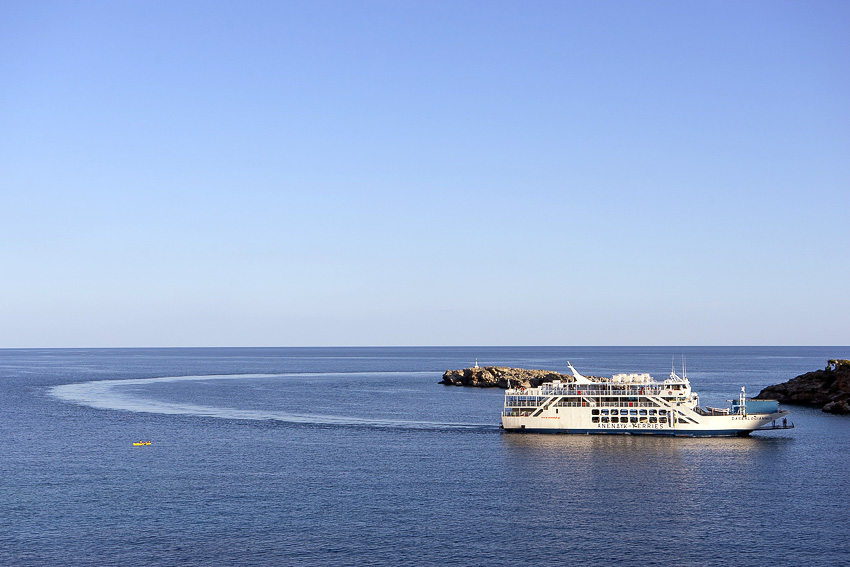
<box><xmin>756</xmin><ymin>359</ymin><xmax>850</xmax><ymax>415</ymax></box>
<box><xmin>440</xmin><ymin>365</ymin><xmax>595</xmax><ymax>388</ymax></box>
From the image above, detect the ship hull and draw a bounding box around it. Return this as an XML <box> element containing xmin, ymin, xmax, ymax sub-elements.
<box><xmin>503</xmin><ymin>427</ymin><xmax>762</xmax><ymax>437</ymax></box>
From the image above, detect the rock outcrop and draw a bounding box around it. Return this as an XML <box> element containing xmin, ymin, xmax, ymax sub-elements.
<box><xmin>440</xmin><ymin>366</ymin><xmax>591</xmax><ymax>389</ymax></box>
<box><xmin>755</xmin><ymin>359</ymin><xmax>850</xmax><ymax>415</ymax></box>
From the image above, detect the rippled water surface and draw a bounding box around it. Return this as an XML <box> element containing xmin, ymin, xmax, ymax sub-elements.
<box><xmin>2</xmin><ymin>346</ymin><xmax>849</xmax><ymax>566</ymax></box>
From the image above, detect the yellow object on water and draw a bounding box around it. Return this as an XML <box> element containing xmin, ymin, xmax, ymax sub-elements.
<box><xmin>132</xmin><ymin>441</ymin><xmax>151</xmax><ymax>446</ymax></box>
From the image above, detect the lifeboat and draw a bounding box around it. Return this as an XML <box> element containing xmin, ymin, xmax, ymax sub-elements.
<box><xmin>132</xmin><ymin>441</ymin><xmax>152</xmax><ymax>446</ymax></box>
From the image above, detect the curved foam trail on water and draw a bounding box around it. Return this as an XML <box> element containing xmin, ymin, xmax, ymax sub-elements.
<box><xmin>49</xmin><ymin>373</ymin><xmax>497</xmax><ymax>431</ymax></box>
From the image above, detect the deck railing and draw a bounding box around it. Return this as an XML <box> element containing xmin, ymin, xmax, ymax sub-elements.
<box><xmin>504</xmin><ymin>399</ymin><xmax>681</xmax><ymax>409</ymax></box>
<box><xmin>511</xmin><ymin>384</ymin><xmax>686</xmax><ymax>397</ymax></box>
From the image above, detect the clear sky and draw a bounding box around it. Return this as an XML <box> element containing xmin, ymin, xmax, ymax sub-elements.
<box><xmin>1</xmin><ymin>1</ymin><xmax>848</xmax><ymax>347</ymax></box>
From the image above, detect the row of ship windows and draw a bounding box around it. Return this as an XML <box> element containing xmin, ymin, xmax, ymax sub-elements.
<box><xmin>592</xmin><ymin>409</ymin><xmax>667</xmax><ymax>416</ymax></box>
<box><xmin>510</xmin><ymin>396</ymin><xmax>675</xmax><ymax>402</ymax></box>
<box><xmin>507</xmin><ymin>397</ymin><xmax>681</xmax><ymax>406</ymax></box>
<box><xmin>554</xmin><ymin>398</ymin><xmax>650</xmax><ymax>407</ymax></box>
<box><xmin>592</xmin><ymin>416</ymin><xmax>670</xmax><ymax>424</ymax></box>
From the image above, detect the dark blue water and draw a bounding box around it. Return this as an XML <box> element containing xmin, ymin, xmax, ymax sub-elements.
<box><xmin>2</xmin><ymin>347</ymin><xmax>849</xmax><ymax>566</ymax></box>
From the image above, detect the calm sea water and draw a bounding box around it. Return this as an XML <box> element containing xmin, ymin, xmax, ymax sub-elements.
<box><xmin>2</xmin><ymin>346</ymin><xmax>849</xmax><ymax>566</ymax></box>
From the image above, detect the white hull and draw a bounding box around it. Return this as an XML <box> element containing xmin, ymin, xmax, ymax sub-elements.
<box><xmin>501</xmin><ymin>408</ymin><xmax>789</xmax><ymax>436</ymax></box>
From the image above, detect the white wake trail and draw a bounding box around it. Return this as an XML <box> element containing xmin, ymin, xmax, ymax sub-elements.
<box><xmin>49</xmin><ymin>373</ymin><xmax>496</xmax><ymax>430</ymax></box>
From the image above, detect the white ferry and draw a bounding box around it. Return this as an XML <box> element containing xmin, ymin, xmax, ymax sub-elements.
<box><xmin>501</xmin><ymin>362</ymin><xmax>793</xmax><ymax>437</ymax></box>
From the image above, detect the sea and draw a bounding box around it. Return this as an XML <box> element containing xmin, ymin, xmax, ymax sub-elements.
<box><xmin>2</xmin><ymin>346</ymin><xmax>849</xmax><ymax>566</ymax></box>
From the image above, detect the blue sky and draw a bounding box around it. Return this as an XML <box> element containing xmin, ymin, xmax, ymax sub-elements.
<box><xmin>1</xmin><ymin>1</ymin><xmax>848</xmax><ymax>347</ymax></box>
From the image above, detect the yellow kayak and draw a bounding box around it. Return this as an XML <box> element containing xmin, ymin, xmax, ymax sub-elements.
<box><xmin>132</xmin><ymin>441</ymin><xmax>151</xmax><ymax>446</ymax></box>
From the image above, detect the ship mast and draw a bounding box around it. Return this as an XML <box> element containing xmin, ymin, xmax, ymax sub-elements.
<box><xmin>670</xmin><ymin>356</ymin><xmax>680</xmax><ymax>380</ymax></box>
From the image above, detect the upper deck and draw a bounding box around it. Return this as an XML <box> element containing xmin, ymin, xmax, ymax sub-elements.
<box><xmin>508</xmin><ymin>378</ymin><xmax>690</xmax><ymax>398</ymax></box>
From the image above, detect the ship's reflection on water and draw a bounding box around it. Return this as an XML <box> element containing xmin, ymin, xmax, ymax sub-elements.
<box><xmin>497</xmin><ymin>431</ymin><xmax>797</xmax><ymax>564</ymax></box>
<box><xmin>501</xmin><ymin>430</ymin><xmax>786</xmax><ymax>458</ymax></box>
<box><xmin>501</xmin><ymin>432</ymin><xmax>790</xmax><ymax>488</ymax></box>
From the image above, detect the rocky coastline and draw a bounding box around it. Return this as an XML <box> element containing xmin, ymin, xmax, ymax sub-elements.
<box><xmin>755</xmin><ymin>359</ymin><xmax>850</xmax><ymax>415</ymax></box>
<box><xmin>440</xmin><ymin>366</ymin><xmax>593</xmax><ymax>388</ymax></box>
